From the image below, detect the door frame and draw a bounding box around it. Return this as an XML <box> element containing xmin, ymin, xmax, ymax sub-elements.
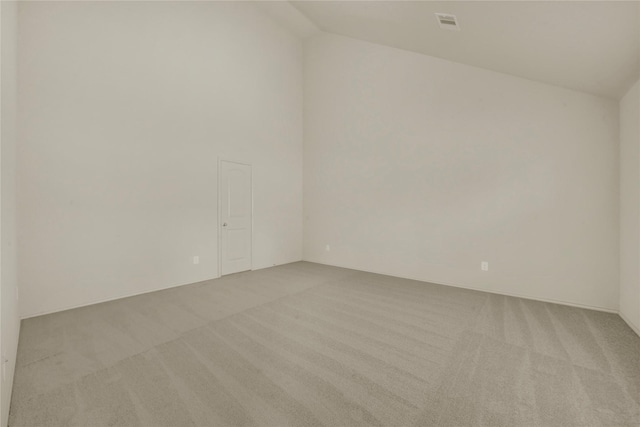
<box><xmin>217</xmin><ymin>158</ymin><xmax>253</xmax><ymax>278</ymax></box>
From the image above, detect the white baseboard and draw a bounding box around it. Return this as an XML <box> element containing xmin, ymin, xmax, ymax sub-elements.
<box><xmin>22</xmin><ymin>259</ymin><xmax>622</xmax><ymax>320</ymax></box>
<box><xmin>20</xmin><ymin>276</ymin><xmax>219</xmax><ymax>320</ymax></box>
<box><xmin>302</xmin><ymin>259</ymin><xmax>618</xmax><ymax>314</ymax></box>
<box><xmin>20</xmin><ymin>257</ymin><xmax>305</xmax><ymax>320</ymax></box>
<box><xmin>619</xmin><ymin>310</ymin><xmax>640</xmax><ymax>337</ymax></box>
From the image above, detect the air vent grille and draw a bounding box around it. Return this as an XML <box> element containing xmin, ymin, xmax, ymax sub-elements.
<box><xmin>435</xmin><ymin>13</ymin><xmax>460</xmax><ymax>31</ymax></box>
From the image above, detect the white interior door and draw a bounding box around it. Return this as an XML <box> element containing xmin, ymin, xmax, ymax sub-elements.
<box><xmin>219</xmin><ymin>160</ymin><xmax>252</xmax><ymax>276</ymax></box>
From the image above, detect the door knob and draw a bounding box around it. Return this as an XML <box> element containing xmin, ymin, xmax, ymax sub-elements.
<box><xmin>223</xmin><ymin>223</ymin><xmax>228</xmax><ymax>227</ymax></box>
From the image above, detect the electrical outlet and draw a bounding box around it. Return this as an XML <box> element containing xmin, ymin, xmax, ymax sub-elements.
<box><xmin>193</xmin><ymin>256</ymin><xmax>200</xmax><ymax>265</ymax></box>
<box><xmin>325</xmin><ymin>244</ymin><xmax>330</xmax><ymax>252</ymax></box>
<box><xmin>481</xmin><ymin>261</ymin><xmax>489</xmax><ymax>271</ymax></box>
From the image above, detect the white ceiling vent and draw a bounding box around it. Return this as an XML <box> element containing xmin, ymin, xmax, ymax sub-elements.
<box><xmin>435</xmin><ymin>13</ymin><xmax>460</xmax><ymax>31</ymax></box>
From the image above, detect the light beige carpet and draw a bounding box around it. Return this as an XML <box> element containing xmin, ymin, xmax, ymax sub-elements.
<box><xmin>9</xmin><ymin>262</ymin><xmax>640</xmax><ymax>426</ymax></box>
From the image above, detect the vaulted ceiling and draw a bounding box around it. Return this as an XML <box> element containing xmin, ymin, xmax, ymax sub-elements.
<box><xmin>287</xmin><ymin>0</ymin><xmax>640</xmax><ymax>99</ymax></box>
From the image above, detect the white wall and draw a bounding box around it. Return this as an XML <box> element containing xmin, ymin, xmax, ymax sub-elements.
<box><xmin>18</xmin><ymin>1</ymin><xmax>304</xmax><ymax>318</ymax></box>
<box><xmin>303</xmin><ymin>34</ymin><xmax>620</xmax><ymax>311</ymax></box>
<box><xmin>620</xmin><ymin>79</ymin><xmax>640</xmax><ymax>334</ymax></box>
<box><xmin>0</xmin><ymin>1</ymin><xmax>19</xmax><ymax>426</ymax></box>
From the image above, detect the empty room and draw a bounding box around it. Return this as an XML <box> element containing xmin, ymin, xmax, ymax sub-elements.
<box><xmin>1</xmin><ymin>0</ymin><xmax>639</xmax><ymax>426</ymax></box>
